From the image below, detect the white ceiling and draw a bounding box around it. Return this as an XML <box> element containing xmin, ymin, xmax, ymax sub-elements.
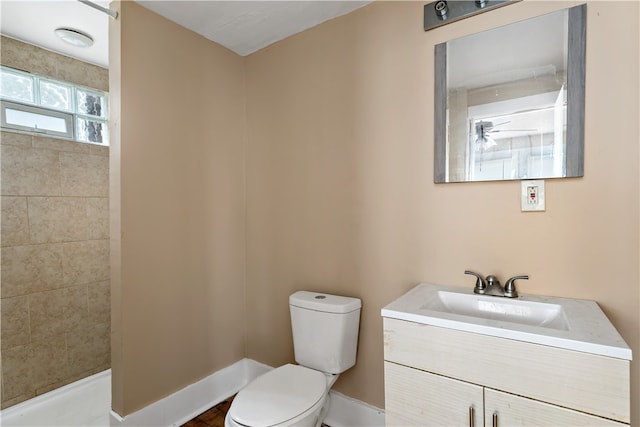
<box><xmin>1</xmin><ymin>0</ymin><xmax>111</xmax><ymax>66</ymax></box>
<box><xmin>0</xmin><ymin>0</ymin><xmax>371</xmax><ymax>68</ymax></box>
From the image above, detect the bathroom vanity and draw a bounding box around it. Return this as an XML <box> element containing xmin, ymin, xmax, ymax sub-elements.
<box><xmin>381</xmin><ymin>283</ymin><xmax>631</xmax><ymax>426</ymax></box>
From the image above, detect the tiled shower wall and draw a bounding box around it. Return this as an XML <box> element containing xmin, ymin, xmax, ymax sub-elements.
<box><xmin>0</xmin><ymin>37</ymin><xmax>110</xmax><ymax>409</ymax></box>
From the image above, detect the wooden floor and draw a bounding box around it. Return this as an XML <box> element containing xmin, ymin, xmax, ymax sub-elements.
<box><xmin>181</xmin><ymin>395</ymin><xmax>330</xmax><ymax>427</ymax></box>
<box><xmin>181</xmin><ymin>396</ymin><xmax>234</xmax><ymax>427</ymax></box>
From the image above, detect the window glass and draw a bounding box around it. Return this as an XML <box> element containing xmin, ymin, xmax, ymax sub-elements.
<box><xmin>6</xmin><ymin>107</ymin><xmax>68</xmax><ymax>133</ymax></box>
<box><xmin>0</xmin><ymin>66</ymin><xmax>108</xmax><ymax>144</ymax></box>
<box><xmin>76</xmin><ymin>89</ymin><xmax>106</xmax><ymax>118</ymax></box>
<box><xmin>40</xmin><ymin>79</ymin><xmax>72</xmax><ymax>111</ymax></box>
<box><xmin>76</xmin><ymin>117</ymin><xmax>105</xmax><ymax>144</ymax></box>
<box><xmin>2</xmin><ymin>102</ymin><xmax>74</xmax><ymax>138</ymax></box>
<box><xmin>0</xmin><ymin>69</ymin><xmax>34</xmax><ymax>104</ymax></box>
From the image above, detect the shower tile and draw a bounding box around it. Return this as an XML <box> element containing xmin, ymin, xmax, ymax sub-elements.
<box><xmin>67</xmin><ymin>323</ymin><xmax>110</xmax><ymax>376</ymax></box>
<box><xmin>30</xmin><ymin>335</ymin><xmax>69</xmax><ymax>391</ymax></box>
<box><xmin>56</xmin><ymin>55</ymin><xmax>109</xmax><ymax>92</ymax></box>
<box><xmin>1</xmin><ymin>392</ymin><xmax>35</xmax><ymax>410</ymax></box>
<box><xmin>88</xmin><ymin>281</ymin><xmax>110</xmax><ymax>324</ymax></box>
<box><xmin>93</xmin><ymin>323</ymin><xmax>111</xmax><ymax>367</ymax></box>
<box><xmin>59</xmin><ymin>152</ymin><xmax>109</xmax><ymax>197</ymax></box>
<box><xmin>1</xmin><ymin>244</ymin><xmax>64</xmax><ymax>298</ymax></box>
<box><xmin>66</xmin><ymin>328</ymin><xmax>91</xmax><ymax>372</ymax></box>
<box><xmin>1</xmin><ymin>196</ymin><xmax>30</xmax><ymax>247</ymax></box>
<box><xmin>0</xmin><ymin>37</ymin><xmax>57</xmax><ymax>80</ymax></box>
<box><xmin>1</xmin><ymin>38</ymin><xmax>111</xmax><ymax>410</ymax></box>
<box><xmin>90</xmin><ymin>144</ymin><xmax>110</xmax><ymax>157</ymax></box>
<box><xmin>86</xmin><ymin>198</ymin><xmax>110</xmax><ymax>240</ymax></box>
<box><xmin>1</xmin><ymin>296</ymin><xmax>30</xmax><ymax>350</ymax></box>
<box><xmin>1</xmin><ymin>145</ymin><xmax>62</xmax><ymax>196</ymax></box>
<box><xmin>1</xmin><ymin>345</ymin><xmax>35</xmax><ymax>401</ymax></box>
<box><xmin>32</xmin><ymin>135</ymin><xmax>91</xmax><ymax>154</ymax></box>
<box><xmin>0</xmin><ymin>131</ymin><xmax>32</xmax><ymax>148</ymax></box>
<box><xmin>62</xmin><ymin>240</ymin><xmax>110</xmax><ymax>285</ymax></box>
<box><xmin>0</xmin><ymin>36</ymin><xmax>107</xmax><ymax>93</ymax></box>
<box><xmin>28</xmin><ymin>197</ymin><xmax>89</xmax><ymax>243</ymax></box>
<box><xmin>29</xmin><ymin>289</ymin><xmax>66</xmax><ymax>341</ymax></box>
<box><xmin>63</xmin><ymin>284</ymin><xmax>89</xmax><ymax>332</ymax></box>
<box><xmin>36</xmin><ymin>371</ymin><xmax>90</xmax><ymax>396</ymax></box>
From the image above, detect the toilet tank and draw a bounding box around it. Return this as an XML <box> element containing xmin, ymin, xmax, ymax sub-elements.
<box><xmin>289</xmin><ymin>291</ymin><xmax>361</xmax><ymax>374</ymax></box>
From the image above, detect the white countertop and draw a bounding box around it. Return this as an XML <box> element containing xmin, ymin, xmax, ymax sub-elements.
<box><xmin>381</xmin><ymin>283</ymin><xmax>632</xmax><ymax>360</ymax></box>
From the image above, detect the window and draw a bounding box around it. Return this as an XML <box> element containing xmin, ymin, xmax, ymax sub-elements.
<box><xmin>2</xmin><ymin>101</ymin><xmax>74</xmax><ymax>138</ymax></box>
<box><xmin>0</xmin><ymin>66</ymin><xmax>108</xmax><ymax>144</ymax></box>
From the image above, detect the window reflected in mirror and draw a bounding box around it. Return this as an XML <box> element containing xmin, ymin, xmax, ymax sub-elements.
<box><xmin>434</xmin><ymin>5</ymin><xmax>585</xmax><ymax>183</ymax></box>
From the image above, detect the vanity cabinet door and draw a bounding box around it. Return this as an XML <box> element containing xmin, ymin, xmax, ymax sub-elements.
<box><xmin>485</xmin><ymin>389</ymin><xmax>628</xmax><ymax>427</ymax></box>
<box><xmin>384</xmin><ymin>362</ymin><xmax>483</xmax><ymax>427</ymax></box>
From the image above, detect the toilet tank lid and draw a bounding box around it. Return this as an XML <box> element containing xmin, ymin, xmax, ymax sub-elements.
<box><xmin>290</xmin><ymin>291</ymin><xmax>361</xmax><ymax>314</ymax></box>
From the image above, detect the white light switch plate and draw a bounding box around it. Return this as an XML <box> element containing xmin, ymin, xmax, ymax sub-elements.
<box><xmin>521</xmin><ymin>180</ymin><xmax>545</xmax><ymax>211</ymax></box>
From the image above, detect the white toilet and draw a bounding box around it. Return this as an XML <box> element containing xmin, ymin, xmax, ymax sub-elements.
<box><xmin>225</xmin><ymin>291</ymin><xmax>361</xmax><ymax>427</ymax></box>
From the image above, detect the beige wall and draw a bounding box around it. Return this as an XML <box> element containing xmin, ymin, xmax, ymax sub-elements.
<box><xmin>245</xmin><ymin>0</ymin><xmax>639</xmax><ymax>421</ymax></box>
<box><xmin>0</xmin><ymin>38</ymin><xmax>110</xmax><ymax>409</ymax></box>
<box><xmin>112</xmin><ymin>0</ymin><xmax>639</xmax><ymax>422</ymax></box>
<box><xmin>109</xmin><ymin>1</ymin><xmax>247</xmax><ymax>416</ymax></box>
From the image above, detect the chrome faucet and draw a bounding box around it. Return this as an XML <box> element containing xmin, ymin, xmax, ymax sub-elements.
<box><xmin>464</xmin><ymin>270</ymin><xmax>529</xmax><ymax>298</ymax></box>
<box><xmin>464</xmin><ymin>270</ymin><xmax>486</xmax><ymax>294</ymax></box>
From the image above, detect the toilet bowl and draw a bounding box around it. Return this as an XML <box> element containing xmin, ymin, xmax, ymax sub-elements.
<box><xmin>224</xmin><ymin>291</ymin><xmax>361</xmax><ymax>427</ymax></box>
<box><xmin>224</xmin><ymin>364</ymin><xmax>337</xmax><ymax>427</ymax></box>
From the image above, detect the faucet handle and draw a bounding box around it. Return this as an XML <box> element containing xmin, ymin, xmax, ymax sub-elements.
<box><xmin>465</xmin><ymin>270</ymin><xmax>487</xmax><ymax>294</ymax></box>
<box><xmin>504</xmin><ymin>275</ymin><xmax>529</xmax><ymax>298</ymax></box>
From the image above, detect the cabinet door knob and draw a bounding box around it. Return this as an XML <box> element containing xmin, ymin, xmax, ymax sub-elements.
<box><xmin>468</xmin><ymin>406</ymin><xmax>475</xmax><ymax>427</ymax></box>
<box><xmin>492</xmin><ymin>412</ymin><xmax>498</xmax><ymax>427</ymax></box>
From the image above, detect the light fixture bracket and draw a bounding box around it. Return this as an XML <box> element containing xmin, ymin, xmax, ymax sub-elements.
<box><xmin>424</xmin><ymin>0</ymin><xmax>520</xmax><ymax>31</ymax></box>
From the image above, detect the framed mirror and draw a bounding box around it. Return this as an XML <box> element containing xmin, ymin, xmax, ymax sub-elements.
<box><xmin>434</xmin><ymin>5</ymin><xmax>586</xmax><ymax>183</ymax></box>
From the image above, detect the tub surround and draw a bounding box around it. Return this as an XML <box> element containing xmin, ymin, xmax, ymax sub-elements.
<box><xmin>0</xmin><ymin>36</ymin><xmax>108</xmax><ymax>93</ymax></box>
<box><xmin>0</xmin><ymin>370</ymin><xmax>111</xmax><ymax>426</ymax></box>
<box><xmin>0</xmin><ymin>37</ymin><xmax>110</xmax><ymax>409</ymax></box>
<box><xmin>0</xmin><ymin>131</ymin><xmax>110</xmax><ymax>409</ymax></box>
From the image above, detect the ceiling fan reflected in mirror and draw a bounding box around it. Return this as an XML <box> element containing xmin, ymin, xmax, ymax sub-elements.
<box><xmin>473</xmin><ymin>120</ymin><xmax>536</xmax><ymax>150</ymax></box>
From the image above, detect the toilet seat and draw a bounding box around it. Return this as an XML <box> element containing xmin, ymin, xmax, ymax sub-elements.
<box><xmin>229</xmin><ymin>364</ymin><xmax>327</xmax><ymax>427</ymax></box>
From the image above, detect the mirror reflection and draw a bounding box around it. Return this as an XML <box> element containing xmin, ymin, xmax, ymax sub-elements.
<box><xmin>434</xmin><ymin>6</ymin><xmax>585</xmax><ymax>183</ymax></box>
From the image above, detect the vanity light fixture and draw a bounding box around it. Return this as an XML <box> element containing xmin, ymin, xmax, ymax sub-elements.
<box><xmin>54</xmin><ymin>28</ymin><xmax>94</xmax><ymax>48</ymax></box>
<box><xmin>434</xmin><ymin>1</ymin><xmax>449</xmax><ymax>19</ymax></box>
<box><xmin>424</xmin><ymin>0</ymin><xmax>520</xmax><ymax>31</ymax></box>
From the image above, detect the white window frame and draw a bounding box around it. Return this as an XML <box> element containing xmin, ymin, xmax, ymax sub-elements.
<box><xmin>0</xmin><ymin>66</ymin><xmax>108</xmax><ymax>145</ymax></box>
<box><xmin>1</xmin><ymin>100</ymin><xmax>75</xmax><ymax>139</ymax></box>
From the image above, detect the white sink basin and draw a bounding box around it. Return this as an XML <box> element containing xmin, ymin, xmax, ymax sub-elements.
<box><xmin>382</xmin><ymin>283</ymin><xmax>631</xmax><ymax>360</ymax></box>
<box><xmin>423</xmin><ymin>290</ymin><xmax>569</xmax><ymax>330</ymax></box>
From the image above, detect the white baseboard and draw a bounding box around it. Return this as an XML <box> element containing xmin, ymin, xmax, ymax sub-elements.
<box><xmin>109</xmin><ymin>359</ymin><xmax>271</xmax><ymax>427</ymax></box>
<box><xmin>325</xmin><ymin>390</ymin><xmax>385</xmax><ymax>427</ymax></box>
<box><xmin>109</xmin><ymin>359</ymin><xmax>384</xmax><ymax>427</ymax></box>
